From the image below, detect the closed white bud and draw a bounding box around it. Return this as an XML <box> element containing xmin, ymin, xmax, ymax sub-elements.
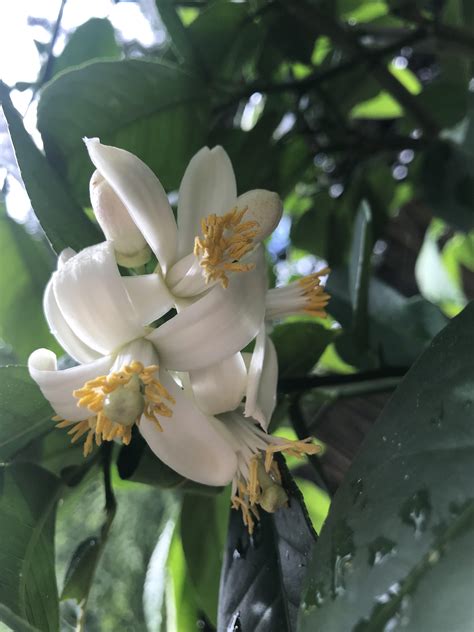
<box><xmin>90</xmin><ymin>170</ymin><xmax>151</xmax><ymax>268</ymax></box>
<box><xmin>236</xmin><ymin>189</ymin><xmax>283</xmax><ymax>242</ymax></box>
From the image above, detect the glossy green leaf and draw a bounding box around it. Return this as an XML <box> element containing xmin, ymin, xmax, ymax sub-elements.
<box><xmin>0</xmin><ymin>463</ymin><xmax>61</xmax><ymax>632</ymax></box>
<box><xmin>328</xmin><ymin>270</ymin><xmax>448</xmax><ymax>367</ymax></box>
<box><xmin>52</xmin><ymin>18</ymin><xmax>120</xmax><ymax>77</ymax></box>
<box><xmin>0</xmin><ymin>84</ymin><xmax>100</xmax><ymax>253</ymax></box>
<box><xmin>0</xmin><ymin>366</ymin><xmax>53</xmax><ymax>461</ymax></box>
<box><xmin>0</xmin><ymin>202</ymin><xmax>59</xmax><ymax>361</ymax></box>
<box><xmin>180</xmin><ymin>491</ymin><xmax>230</xmax><ymax>626</ymax></box>
<box><xmin>0</xmin><ymin>604</ymin><xmax>41</xmax><ymax>632</ymax></box>
<box><xmin>421</xmin><ymin>139</ymin><xmax>474</xmax><ymax>232</ymax></box>
<box><xmin>299</xmin><ymin>302</ymin><xmax>474</xmax><ymax>632</ymax></box>
<box><xmin>272</xmin><ymin>322</ymin><xmax>335</xmax><ymax>378</ymax></box>
<box><xmin>218</xmin><ymin>459</ymin><xmax>317</xmax><ymax>631</ymax></box>
<box><xmin>37</xmin><ymin>60</ymin><xmax>210</xmax><ymax>207</ymax></box>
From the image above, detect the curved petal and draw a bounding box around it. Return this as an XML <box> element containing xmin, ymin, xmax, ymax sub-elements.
<box><xmin>84</xmin><ymin>138</ymin><xmax>178</xmax><ymax>272</ymax></box>
<box><xmin>122</xmin><ymin>274</ymin><xmax>174</xmax><ymax>326</ymax></box>
<box><xmin>53</xmin><ymin>242</ymin><xmax>146</xmax><ymax>355</ymax></box>
<box><xmin>189</xmin><ymin>352</ymin><xmax>247</xmax><ymax>415</ymax></box>
<box><xmin>244</xmin><ymin>327</ymin><xmax>278</xmax><ymax>430</ymax></box>
<box><xmin>236</xmin><ymin>189</ymin><xmax>283</xmax><ymax>242</ymax></box>
<box><xmin>44</xmin><ymin>279</ymin><xmax>101</xmax><ymax>364</ymax></box>
<box><xmin>147</xmin><ymin>246</ymin><xmax>267</xmax><ymax>371</ymax></box>
<box><xmin>177</xmin><ymin>146</ymin><xmax>237</xmax><ymax>259</ymax></box>
<box><xmin>166</xmin><ymin>253</ymin><xmax>209</xmax><ymax>298</ymax></box>
<box><xmin>28</xmin><ymin>349</ymin><xmax>114</xmax><ymax>421</ymax></box>
<box><xmin>139</xmin><ymin>369</ymin><xmax>238</xmax><ymax>486</ymax></box>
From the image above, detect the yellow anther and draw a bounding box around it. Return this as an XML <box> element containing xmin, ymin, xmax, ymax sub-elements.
<box><xmin>194</xmin><ymin>207</ymin><xmax>259</xmax><ymax>288</ymax></box>
<box><xmin>298</xmin><ymin>268</ymin><xmax>331</xmax><ymax>317</ymax></box>
<box><xmin>55</xmin><ymin>363</ymin><xmax>173</xmax><ymax>457</ymax></box>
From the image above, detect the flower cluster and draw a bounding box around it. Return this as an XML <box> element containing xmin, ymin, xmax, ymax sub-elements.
<box><xmin>29</xmin><ymin>140</ymin><xmax>330</xmax><ymax>530</ymax></box>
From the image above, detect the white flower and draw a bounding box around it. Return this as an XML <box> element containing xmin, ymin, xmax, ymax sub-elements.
<box><xmin>84</xmin><ymin>139</ymin><xmax>283</xmax><ymax>416</ymax></box>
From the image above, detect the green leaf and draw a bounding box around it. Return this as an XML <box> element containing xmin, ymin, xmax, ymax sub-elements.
<box><xmin>350</xmin><ymin>91</ymin><xmax>403</xmax><ymax>119</ymax></box>
<box><xmin>272</xmin><ymin>322</ymin><xmax>335</xmax><ymax>378</ymax></box>
<box><xmin>155</xmin><ymin>0</ymin><xmax>205</xmax><ymax>73</ymax></box>
<box><xmin>37</xmin><ymin>60</ymin><xmax>210</xmax><ymax>207</ymax></box>
<box><xmin>218</xmin><ymin>459</ymin><xmax>317</xmax><ymax>631</ymax></box>
<box><xmin>52</xmin><ymin>18</ymin><xmax>120</xmax><ymax>78</ymax></box>
<box><xmin>349</xmin><ymin>200</ymin><xmax>372</xmax><ymax>346</ymax></box>
<box><xmin>180</xmin><ymin>492</ymin><xmax>229</xmax><ymax>626</ymax></box>
<box><xmin>0</xmin><ymin>463</ymin><xmax>61</xmax><ymax>632</ymax></box>
<box><xmin>298</xmin><ymin>302</ymin><xmax>474</xmax><ymax>631</ymax></box>
<box><xmin>0</xmin><ymin>604</ymin><xmax>41</xmax><ymax>632</ymax></box>
<box><xmin>0</xmin><ymin>366</ymin><xmax>53</xmax><ymax>461</ymax></box>
<box><xmin>0</xmin><ymin>84</ymin><xmax>100</xmax><ymax>253</ymax></box>
<box><xmin>0</xmin><ymin>203</ymin><xmax>60</xmax><ymax>361</ymax></box>
<box><xmin>327</xmin><ymin>270</ymin><xmax>448</xmax><ymax>367</ymax></box>
<box><xmin>421</xmin><ymin>139</ymin><xmax>474</xmax><ymax>232</ymax></box>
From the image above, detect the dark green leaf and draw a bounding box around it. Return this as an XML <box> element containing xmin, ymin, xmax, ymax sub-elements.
<box><xmin>52</xmin><ymin>18</ymin><xmax>120</xmax><ymax>78</ymax></box>
<box><xmin>0</xmin><ymin>84</ymin><xmax>100</xmax><ymax>253</ymax></box>
<box><xmin>0</xmin><ymin>202</ymin><xmax>60</xmax><ymax>361</ymax></box>
<box><xmin>272</xmin><ymin>322</ymin><xmax>335</xmax><ymax>378</ymax></box>
<box><xmin>327</xmin><ymin>269</ymin><xmax>448</xmax><ymax>367</ymax></box>
<box><xmin>0</xmin><ymin>463</ymin><xmax>61</xmax><ymax>631</ymax></box>
<box><xmin>0</xmin><ymin>604</ymin><xmax>41</xmax><ymax>632</ymax></box>
<box><xmin>299</xmin><ymin>302</ymin><xmax>474</xmax><ymax>632</ymax></box>
<box><xmin>421</xmin><ymin>139</ymin><xmax>474</xmax><ymax>233</ymax></box>
<box><xmin>37</xmin><ymin>60</ymin><xmax>209</xmax><ymax>207</ymax></box>
<box><xmin>0</xmin><ymin>366</ymin><xmax>53</xmax><ymax>461</ymax></box>
<box><xmin>180</xmin><ymin>491</ymin><xmax>229</xmax><ymax>626</ymax></box>
<box><xmin>218</xmin><ymin>459</ymin><xmax>317</xmax><ymax>632</ymax></box>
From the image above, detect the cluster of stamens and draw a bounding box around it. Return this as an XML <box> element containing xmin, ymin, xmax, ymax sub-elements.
<box><xmin>298</xmin><ymin>267</ymin><xmax>331</xmax><ymax>317</ymax></box>
<box><xmin>53</xmin><ymin>362</ymin><xmax>175</xmax><ymax>457</ymax></box>
<box><xmin>194</xmin><ymin>207</ymin><xmax>259</xmax><ymax>288</ymax></box>
<box><xmin>231</xmin><ymin>438</ymin><xmax>320</xmax><ymax>534</ymax></box>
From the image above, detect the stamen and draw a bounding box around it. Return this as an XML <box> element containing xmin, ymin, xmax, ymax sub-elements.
<box><xmin>265</xmin><ymin>268</ymin><xmax>330</xmax><ymax>320</ymax></box>
<box><xmin>298</xmin><ymin>268</ymin><xmax>331</xmax><ymax>317</ymax></box>
<box><xmin>194</xmin><ymin>207</ymin><xmax>259</xmax><ymax>288</ymax></box>
<box><xmin>53</xmin><ymin>363</ymin><xmax>175</xmax><ymax>457</ymax></box>
<box><xmin>231</xmin><ymin>432</ymin><xmax>321</xmax><ymax>534</ymax></box>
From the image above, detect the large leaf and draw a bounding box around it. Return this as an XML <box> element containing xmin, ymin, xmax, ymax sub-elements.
<box><xmin>298</xmin><ymin>302</ymin><xmax>474</xmax><ymax>631</ymax></box>
<box><xmin>218</xmin><ymin>459</ymin><xmax>317</xmax><ymax>632</ymax></box>
<box><xmin>37</xmin><ymin>60</ymin><xmax>210</xmax><ymax>207</ymax></box>
<box><xmin>0</xmin><ymin>366</ymin><xmax>53</xmax><ymax>461</ymax></box>
<box><xmin>327</xmin><ymin>270</ymin><xmax>448</xmax><ymax>367</ymax></box>
<box><xmin>0</xmin><ymin>84</ymin><xmax>100</xmax><ymax>253</ymax></box>
<box><xmin>180</xmin><ymin>491</ymin><xmax>229</xmax><ymax>626</ymax></box>
<box><xmin>0</xmin><ymin>463</ymin><xmax>61</xmax><ymax>632</ymax></box>
<box><xmin>421</xmin><ymin>139</ymin><xmax>474</xmax><ymax>233</ymax></box>
<box><xmin>52</xmin><ymin>18</ymin><xmax>120</xmax><ymax>78</ymax></box>
<box><xmin>0</xmin><ymin>202</ymin><xmax>60</xmax><ymax>361</ymax></box>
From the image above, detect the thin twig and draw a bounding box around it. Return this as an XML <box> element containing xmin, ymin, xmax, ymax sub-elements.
<box><xmin>278</xmin><ymin>367</ymin><xmax>408</xmax><ymax>394</ymax></box>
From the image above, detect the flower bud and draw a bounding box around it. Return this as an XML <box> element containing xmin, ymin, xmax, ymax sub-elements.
<box><xmin>236</xmin><ymin>189</ymin><xmax>283</xmax><ymax>242</ymax></box>
<box><xmin>90</xmin><ymin>170</ymin><xmax>151</xmax><ymax>268</ymax></box>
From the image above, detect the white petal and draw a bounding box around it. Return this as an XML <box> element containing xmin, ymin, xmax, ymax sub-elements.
<box><xmin>189</xmin><ymin>352</ymin><xmax>247</xmax><ymax>415</ymax></box>
<box><xmin>84</xmin><ymin>138</ymin><xmax>178</xmax><ymax>272</ymax></box>
<box><xmin>139</xmin><ymin>369</ymin><xmax>238</xmax><ymax>486</ymax></box>
<box><xmin>147</xmin><ymin>246</ymin><xmax>267</xmax><ymax>371</ymax></box>
<box><xmin>28</xmin><ymin>348</ymin><xmax>114</xmax><ymax>421</ymax></box>
<box><xmin>58</xmin><ymin>248</ymin><xmax>76</xmax><ymax>268</ymax></box>
<box><xmin>122</xmin><ymin>274</ymin><xmax>174</xmax><ymax>326</ymax></box>
<box><xmin>166</xmin><ymin>253</ymin><xmax>209</xmax><ymax>298</ymax></box>
<box><xmin>236</xmin><ymin>189</ymin><xmax>283</xmax><ymax>241</ymax></box>
<box><xmin>244</xmin><ymin>328</ymin><xmax>278</xmax><ymax>430</ymax></box>
<box><xmin>177</xmin><ymin>146</ymin><xmax>237</xmax><ymax>259</ymax></box>
<box><xmin>43</xmin><ymin>279</ymin><xmax>101</xmax><ymax>364</ymax></box>
<box><xmin>53</xmin><ymin>242</ymin><xmax>146</xmax><ymax>355</ymax></box>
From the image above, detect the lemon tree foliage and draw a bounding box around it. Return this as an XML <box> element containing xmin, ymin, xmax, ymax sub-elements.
<box><xmin>0</xmin><ymin>0</ymin><xmax>473</xmax><ymax>630</ymax></box>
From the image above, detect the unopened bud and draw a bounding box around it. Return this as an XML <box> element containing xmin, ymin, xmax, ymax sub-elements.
<box><xmin>103</xmin><ymin>374</ymin><xmax>144</xmax><ymax>426</ymax></box>
<box><xmin>90</xmin><ymin>170</ymin><xmax>151</xmax><ymax>268</ymax></box>
<box><xmin>236</xmin><ymin>189</ymin><xmax>283</xmax><ymax>242</ymax></box>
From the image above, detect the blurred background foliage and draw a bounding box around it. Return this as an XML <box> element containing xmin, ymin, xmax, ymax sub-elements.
<box><xmin>0</xmin><ymin>0</ymin><xmax>473</xmax><ymax>630</ymax></box>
